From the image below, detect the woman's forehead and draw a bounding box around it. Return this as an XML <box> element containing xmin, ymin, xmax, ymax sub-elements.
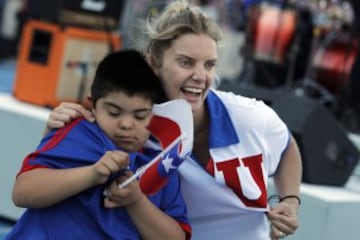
<box><xmin>170</xmin><ymin>33</ymin><xmax>218</xmax><ymax>59</ymax></box>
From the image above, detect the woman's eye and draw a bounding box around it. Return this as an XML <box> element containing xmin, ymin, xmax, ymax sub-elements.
<box><xmin>205</xmin><ymin>62</ymin><xmax>216</xmax><ymax>70</ymax></box>
<box><xmin>179</xmin><ymin>59</ymin><xmax>192</xmax><ymax>68</ymax></box>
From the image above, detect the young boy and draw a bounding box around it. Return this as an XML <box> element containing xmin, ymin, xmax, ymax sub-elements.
<box><xmin>6</xmin><ymin>50</ymin><xmax>191</xmax><ymax>240</ymax></box>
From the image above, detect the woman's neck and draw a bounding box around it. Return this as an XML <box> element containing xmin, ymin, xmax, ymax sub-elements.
<box><xmin>192</xmin><ymin>105</ymin><xmax>211</xmax><ymax>167</ymax></box>
<box><xmin>193</xmin><ymin>103</ymin><xmax>208</xmax><ymax>132</ymax></box>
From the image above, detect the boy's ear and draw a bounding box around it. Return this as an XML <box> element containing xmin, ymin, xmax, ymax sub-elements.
<box><xmin>87</xmin><ymin>96</ymin><xmax>94</xmax><ymax>108</ymax></box>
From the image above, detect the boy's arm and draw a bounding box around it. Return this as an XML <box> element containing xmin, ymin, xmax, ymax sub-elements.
<box><xmin>126</xmin><ymin>194</ymin><xmax>186</xmax><ymax>240</ymax></box>
<box><xmin>13</xmin><ymin>151</ymin><xmax>129</xmax><ymax>208</ymax></box>
<box><xmin>13</xmin><ymin>166</ymin><xmax>97</xmax><ymax>208</ymax></box>
<box><xmin>104</xmin><ymin>173</ymin><xmax>187</xmax><ymax>240</ymax></box>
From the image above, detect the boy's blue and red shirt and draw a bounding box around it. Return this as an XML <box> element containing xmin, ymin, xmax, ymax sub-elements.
<box><xmin>6</xmin><ymin>118</ymin><xmax>191</xmax><ymax>240</ymax></box>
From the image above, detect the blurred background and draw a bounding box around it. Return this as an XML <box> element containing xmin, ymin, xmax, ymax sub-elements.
<box><xmin>1</xmin><ymin>1</ymin><xmax>360</xmax><ymax>239</ymax></box>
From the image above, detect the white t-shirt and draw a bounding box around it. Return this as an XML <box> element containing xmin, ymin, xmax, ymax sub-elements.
<box><xmin>179</xmin><ymin>90</ymin><xmax>290</xmax><ymax>240</ymax></box>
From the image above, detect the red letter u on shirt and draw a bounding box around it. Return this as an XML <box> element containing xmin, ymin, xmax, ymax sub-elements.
<box><xmin>216</xmin><ymin>154</ymin><xmax>267</xmax><ymax>208</ymax></box>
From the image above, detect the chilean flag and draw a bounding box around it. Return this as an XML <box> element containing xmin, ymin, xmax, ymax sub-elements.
<box><xmin>139</xmin><ymin>99</ymin><xmax>193</xmax><ymax>195</ymax></box>
<box><xmin>144</xmin><ymin>99</ymin><xmax>193</xmax><ymax>157</ymax></box>
<box><xmin>118</xmin><ymin>99</ymin><xmax>193</xmax><ymax>195</ymax></box>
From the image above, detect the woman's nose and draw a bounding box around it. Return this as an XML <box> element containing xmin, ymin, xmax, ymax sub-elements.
<box><xmin>192</xmin><ymin>66</ymin><xmax>207</xmax><ymax>81</ymax></box>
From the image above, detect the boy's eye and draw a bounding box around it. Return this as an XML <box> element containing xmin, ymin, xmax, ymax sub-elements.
<box><xmin>134</xmin><ymin>112</ymin><xmax>151</xmax><ymax>121</ymax></box>
<box><xmin>108</xmin><ymin>111</ymin><xmax>120</xmax><ymax>117</ymax></box>
<box><xmin>135</xmin><ymin>115</ymin><xmax>147</xmax><ymax>120</ymax></box>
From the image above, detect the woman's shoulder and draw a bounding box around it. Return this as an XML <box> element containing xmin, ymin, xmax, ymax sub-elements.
<box><xmin>213</xmin><ymin>89</ymin><xmax>270</xmax><ymax>110</ymax></box>
<box><xmin>212</xmin><ymin>89</ymin><xmax>283</xmax><ymax>127</ymax></box>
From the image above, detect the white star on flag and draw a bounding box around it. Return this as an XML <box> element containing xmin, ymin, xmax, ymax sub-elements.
<box><xmin>117</xmin><ymin>99</ymin><xmax>193</xmax><ymax>195</ymax></box>
<box><xmin>162</xmin><ymin>154</ymin><xmax>177</xmax><ymax>173</ymax></box>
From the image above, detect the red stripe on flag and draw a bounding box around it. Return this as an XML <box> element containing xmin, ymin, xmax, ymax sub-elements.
<box><xmin>147</xmin><ymin>115</ymin><xmax>181</xmax><ymax>148</ymax></box>
<box><xmin>139</xmin><ymin>157</ymin><xmax>168</xmax><ymax>195</ymax></box>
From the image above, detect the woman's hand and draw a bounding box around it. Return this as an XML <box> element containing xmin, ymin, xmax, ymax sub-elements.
<box><xmin>267</xmin><ymin>199</ymin><xmax>299</xmax><ymax>239</ymax></box>
<box><xmin>45</xmin><ymin>102</ymin><xmax>94</xmax><ymax>135</ymax></box>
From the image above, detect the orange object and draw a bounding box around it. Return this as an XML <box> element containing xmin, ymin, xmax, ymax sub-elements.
<box><xmin>13</xmin><ymin>20</ymin><xmax>121</xmax><ymax>108</ymax></box>
<box><xmin>254</xmin><ymin>6</ymin><xmax>296</xmax><ymax>63</ymax></box>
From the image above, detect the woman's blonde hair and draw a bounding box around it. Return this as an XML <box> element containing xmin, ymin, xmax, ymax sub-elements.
<box><xmin>143</xmin><ymin>0</ymin><xmax>222</xmax><ymax>67</ymax></box>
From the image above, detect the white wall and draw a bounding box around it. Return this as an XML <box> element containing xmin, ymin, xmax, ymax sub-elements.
<box><xmin>0</xmin><ymin>93</ymin><xmax>49</xmax><ymax>220</ymax></box>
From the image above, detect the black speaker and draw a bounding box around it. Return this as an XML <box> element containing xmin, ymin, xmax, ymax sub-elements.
<box><xmin>272</xmin><ymin>94</ymin><xmax>360</xmax><ymax>186</ymax></box>
<box><xmin>252</xmin><ymin>59</ymin><xmax>288</xmax><ymax>88</ymax></box>
<box><xmin>26</xmin><ymin>0</ymin><xmax>125</xmax><ymax>30</ymax></box>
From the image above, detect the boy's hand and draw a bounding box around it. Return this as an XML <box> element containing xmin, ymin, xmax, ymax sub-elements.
<box><xmin>104</xmin><ymin>172</ymin><xmax>145</xmax><ymax>208</ymax></box>
<box><xmin>91</xmin><ymin>151</ymin><xmax>130</xmax><ymax>185</ymax></box>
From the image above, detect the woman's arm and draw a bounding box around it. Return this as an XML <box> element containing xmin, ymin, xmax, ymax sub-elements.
<box><xmin>273</xmin><ymin>135</ymin><xmax>302</xmax><ymax>201</ymax></box>
<box><xmin>267</xmin><ymin>135</ymin><xmax>302</xmax><ymax>239</ymax></box>
<box><xmin>13</xmin><ymin>151</ymin><xmax>129</xmax><ymax>208</ymax></box>
<box><xmin>44</xmin><ymin>102</ymin><xmax>94</xmax><ymax>135</ymax></box>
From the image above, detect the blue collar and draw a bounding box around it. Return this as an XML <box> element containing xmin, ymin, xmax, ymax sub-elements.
<box><xmin>206</xmin><ymin>91</ymin><xmax>240</xmax><ymax>148</ymax></box>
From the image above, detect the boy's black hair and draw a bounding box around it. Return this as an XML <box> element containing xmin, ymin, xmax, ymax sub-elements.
<box><xmin>91</xmin><ymin>49</ymin><xmax>166</xmax><ymax>105</ymax></box>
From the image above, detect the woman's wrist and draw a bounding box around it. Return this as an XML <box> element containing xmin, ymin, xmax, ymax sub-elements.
<box><xmin>280</xmin><ymin>195</ymin><xmax>301</xmax><ymax>206</ymax></box>
<box><xmin>268</xmin><ymin>194</ymin><xmax>301</xmax><ymax>207</ymax></box>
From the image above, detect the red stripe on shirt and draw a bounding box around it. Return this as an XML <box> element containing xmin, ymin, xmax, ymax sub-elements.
<box><xmin>177</xmin><ymin>221</ymin><xmax>192</xmax><ymax>240</ymax></box>
<box><xmin>17</xmin><ymin>118</ymin><xmax>82</xmax><ymax>176</ymax></box>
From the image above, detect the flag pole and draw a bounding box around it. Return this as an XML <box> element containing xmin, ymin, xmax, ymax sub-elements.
<box><xmin>117</xmin><ymin>133</ymin><xmax>186</xmax><ymax>189</ymax></box>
